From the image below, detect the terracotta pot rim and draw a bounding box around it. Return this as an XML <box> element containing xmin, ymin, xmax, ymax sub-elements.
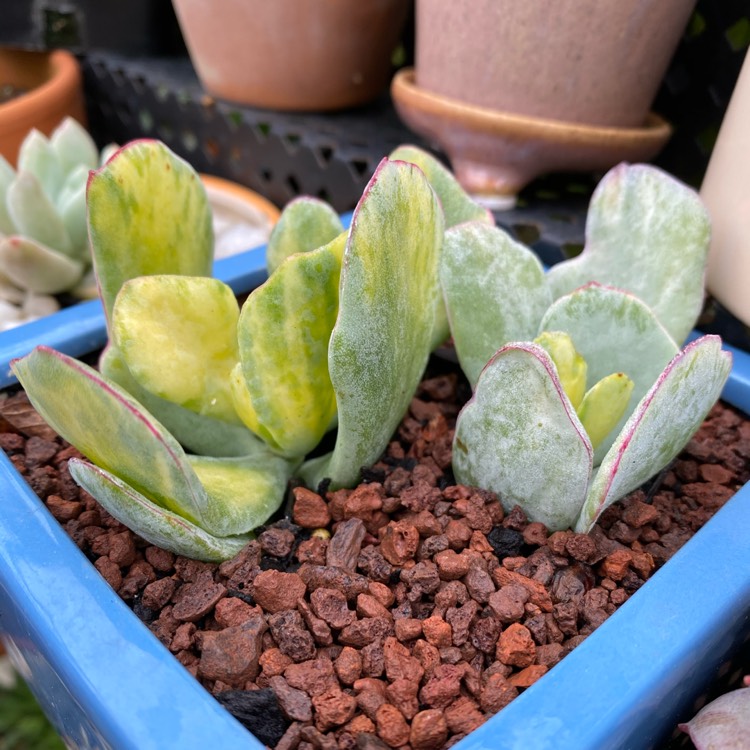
<box><xmin>393</xmin><ymin>68</ymin><xmax>672</xmax><ymax>145</ymax></box>
<box><xmin>0</xmin><ymin>49</ymin><xmax>82</xmax><ymax>134</ymax></box>
<box><xmin>199</xmin><ymin>173</ymin><xmax>280</xmax><ymax>228</ymax></box>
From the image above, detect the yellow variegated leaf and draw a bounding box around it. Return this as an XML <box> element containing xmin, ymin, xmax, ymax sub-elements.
<box><xmin>87</xmin><ymin>140</ymin><xmax>213</xmax><ymax>321</ymax></box>
<box><xmin>534</xmin><ymin>331</ymin><xmax>587</xmax><ymax>409</ymax></box>
<box><xmin>188</xmin><ymin>453</ymin><xmax>293</xmax><ymax>536</ymax></box>
<box><xmin>236</xmin><ymin>234</ymin><xmax>344</xmax><ymax>456</ymax></box>
<box><xmin>576</xmin><ymin>372</ymin><xmax>634</xmax><ymax>450</ymax></box>
<box><xmin>112</xmin><ymin>275</ymin><xmax>242</xmax><ymax>424</ymax></box>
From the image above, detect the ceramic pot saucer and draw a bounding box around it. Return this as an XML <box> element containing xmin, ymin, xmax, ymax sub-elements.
<box><xmin>391</xmin><ymin>68</ymin><xmax>672</xmax><ymax>208</ymax></box>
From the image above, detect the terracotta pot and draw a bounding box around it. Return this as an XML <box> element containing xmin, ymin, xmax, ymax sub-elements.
<box><xmin>701</xmin><ymin>51</ymin><xmax>750</xmax><ymax>328</ymax></box>
<box><xmin>0</xmin><ymin>49</ymin><xmax>86</xmax><ymax>166</ymax></box>
<box><xmin>393</xmin><ymin>0</ymin><xmax>695</xmax><ymax>201</ymax></box>
<box><xmin>171</xmin><ymin>0</ymin><xmax>410</xmax><ymax>111</ymax></box>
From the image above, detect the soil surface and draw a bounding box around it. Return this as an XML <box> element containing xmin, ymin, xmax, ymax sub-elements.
<box><xmin>1</xmin><ymin>361</ymin><xmax>749</xmax><ymax>750</ymax></box>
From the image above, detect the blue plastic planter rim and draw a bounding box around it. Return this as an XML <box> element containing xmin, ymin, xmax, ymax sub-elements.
<box><xmin>0</xmin><ymin>240</ymin><xmax>749</xmax><ymax>749</ymax></box>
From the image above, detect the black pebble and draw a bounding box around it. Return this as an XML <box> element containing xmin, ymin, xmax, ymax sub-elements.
<box><xmin>215</xmin><ymin>688</ymin><xmax>290</xmax><ymax>747</ymax></box>
<box><xmin>487</xmin><ymin>526</ymin><xmax>525</xmax><ymax>560</ymax></box>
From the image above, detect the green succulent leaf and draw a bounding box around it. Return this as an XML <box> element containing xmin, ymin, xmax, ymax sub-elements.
<box><xmin>266</xmin><ymin>196</ymin><xmax>344</xmax><ymax>275</ymax></box>
<box><xmin>545</xmin><ymin>163</ymin><xmax>710</xmax><ymax>344</ymax></box>
<box><xmin>0</xmin><ymin>236</ymin><xmax>83</xmax><ymax>294</ymax></box>
<box><xmin>100</xmin><ymin>344</ymin><xmax>266</xmax><ymax>458</ymax></box>
<box><xmin>87</xmin><ymin>140</ymin><xmax>213</xmax><ymax>322</ymax></box>
<box><xmin>390</xmin><ymin>145</ymin><xmax>494</xmax><ymax>349</ymax></box>
<box><xmin>236</xmin><ymin>234</ymin><xmax>344</xmax><ymax>456</ymax></box>
<box><xmin>17</xmin><ymin>129</ymin><xmax>64</xmax><ymax>202</ymax></box>
<box><xmin>576</xmin><ymin>335</ymin><xmax>732</xmax><ymax>532</ymax></box>
<box><xmin>442</xmin><ymin>222</ymin><xmax>552</xmax><ymax>388</ymax></box>
<box><xmin>56</xmin><ymin>165</ymin><xmax>90</xmax><ymax>261</ymax></box>
<box><xmin>576</xmin><ymin>371</ymin><xmax>634</xmax><ymax>451</ymax></box>
<box><xmin>308</xmin><ymin>157</ymin><xmax>444</xmax><ymax>488</ymax></box>
<box><xmin>112</xmin><ymin>275</ymin><xmax>241</xmax><ymax>424</ymax></box>
<box><xmin>187</xmin><ymin>453</ymin><xmax>292</xmax><ymax>536</ymax></box>
<box><xmin>50</xmin><ymin>117</ymin><xmax>99</xmax><ymax>177</ymax></box>
<box><xmin>11</xmin><ymin>346</ymin><xmax>210</xmax><ymax>527</ymax></box>
<box><xmin>68</xmin><ymin>459</ymin><xmax>252</xmax><ymax>562</ymax></box>
<box><xmin>6</xmin><ymin>171</ymin><xmax>73</xmax><ymax>257</ymax></box>
<box><xmin>389</xmin><ymin>145</ymin><xmax>493</xmax><ymax>228</ymax></box>
<box><xmin>453</xmin><ymin>342</ymin><xmax>593</xmax><ymax>531</ymax></box>
<box><xmin>539</xmin><ymin>283</ymin><xmax>679</xmax><ymax>463</ymax></box>
<box><xmin>0</xmin><ymin>155</ymin><xmax>16</xmax><ymax>235</ymax></box>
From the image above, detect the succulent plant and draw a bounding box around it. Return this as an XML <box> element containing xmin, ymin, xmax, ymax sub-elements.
<box><xmin>0</xmin><ymin>118</ymin><xmax>114</xmax><ymax>329</ymax></box>
<box><xmin>679</xmin><ymin>677</ymin><xmax>750</xmax><ymax>749</ymax></box>
<box><xmin>446</xmin><ymin>164</ymin><xmax>732</xmax><ymax>532</ymax></box>
<box><xmin>11</xmin><ymin>141</ymin><xmax>731</xmax><ymax>561</ymax></box>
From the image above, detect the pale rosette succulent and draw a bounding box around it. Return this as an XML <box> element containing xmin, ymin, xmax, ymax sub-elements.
<box><xmin>0</xmin><ymin>118</ymin><xmax>114</xmax><ymax>329</ymax></box>
<box><xmin>446</xmin><ymin>164</ymin><xmax>732</xmax><ymax>532</ymax></box>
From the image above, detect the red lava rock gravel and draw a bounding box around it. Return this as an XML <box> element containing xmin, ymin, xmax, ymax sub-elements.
<box><xmin>1</xmin><ymin>362</ymin><xmax>749</xmax><ymax>750</ymax></box>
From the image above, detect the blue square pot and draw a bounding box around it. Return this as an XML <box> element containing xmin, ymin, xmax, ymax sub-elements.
<box><xmin>1</xmin><ymin>243</ymin><xmax>749</xmax><ymax>750</ymax></box>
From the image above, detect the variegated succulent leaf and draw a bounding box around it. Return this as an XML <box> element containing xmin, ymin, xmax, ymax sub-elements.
<box><xmin>442</xmin><ymin>222</ymin><xmax>552</xmax><ymax>388</ymax></box>
<box><xmin>68</xmin><ymin>459</ymin><xmax>253</xmax><ymax>562</ymax></box>
<box><xmin>576</xmin><ymin>335</ymin><xmax>732</xmax><ymax>532</ymax></box>
<box><xmin>453</xmin><ymin>342</ymin><xmax>593</xmax><ymax>531</ymax></box>
<box><xmin>235</xmin><ymin>234</ymin><xmax>344</xmax><ymax>457</ymax></box>
<box><xmin>388</xmin><ymin>145</ymin><xmax>493</xmax><ymax>228</ymax></box>
<box><xmin>576</xmin><ymin>371</ymin><xmax>634</xmax><ymax>451</ymax></box>
<box><xmin>545</xmin><ymin>163</ymin><xmax>710</xmax><ymax>344</ymax></box>
<box><xmin>87</xmin><ymin>139</ymin><xmax>213</xmax><ymax>322</ymax></box>
<box><xmin>11</xmin><ymin>346</ymin><xmax>211</xmax><ymax>527</ymax></box>
<box><xmin>111</xmin><ymin>275</ymin><xmax>242</xmax><ymax>425</ymax></box>
<box><xmin>304</xmin><ymin>157</ymin><xmax>444</xmax><ymax>489</ymax></box>
<box><xmin>100</xmin><ymin>344</ymin><xmax>266</xmax><ymax>458</ymax></box>
<box><xmin>0</xmin><ymin>236</ymin><xmax>83</xmax><ymax>294</ymax></box>
<box><xmin>265</xmin><ymin>196</ymin><xmax>344</xmax><ymax>275</ymax></box>
<box><xmin>390</xmin><ymin>145</ymin><xmax>494</xmax><ymax>349</ymax></box>
<box><xmin>539</xmin><ymin>283</ymin><xmax>679</xmax><ymax>463</ymax></box>
<box><xmin>533</xmin><ymin>331</ymin><xmax>587</xmax><ymax>409</ymax></box>
<box><xmin>187</xmin><ymin>453</ymin><xmax>293</xmax><ymax>537</ymax></box>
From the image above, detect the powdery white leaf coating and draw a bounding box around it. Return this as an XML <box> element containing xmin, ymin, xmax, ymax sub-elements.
<box><xmin>87</xmin><ymin>140</ymin><xmax>213</xmax><ymax>323</ymax></box>
<box><xmin>49</xmin><ymin>117</ymin><xmax>99</xmax><ymax>177</ymax></box>
<box><xmin>576</xmin><ymin>335</ymin><xmax>732</xmax><ymax>532</ymax></box>
<box><xmin>453</xmin><ymin>342</ymin><xmax>593</xmax><ymax>531</ymax></box>
<box><xmin>539</xmin><ymin>282</ymin><xmax>679</xmax><ymax>463</ymax></box>
<box><xmin>69</xmin><ymin>459</ymin><xmax>252</xmax><ymax>562</ymax></box>
<box><xmin>265</xmin><ymin>196</ymin><xmax>344</xmax><ymax>275</ymax></box>
<box><xmin>17</xmin><ymin>129</ymin><xmax>64</xmax><ymax>203</ymax></box>
<box><xmin>313</xmin><ymin>157</ymin><xmax>444</xmax><ymax>489</ymax></box>
<box><xmin>679</xmin><ymin>687</ymin><xmax>750</xmax><ymax>750</ymax></box>
<box><xmin>545</xmin><ymin>163</ymin><xmax>710</xmax><ymax>345</ymax></box>
<box><xmin>112</xmin><ymin>275</ymin><xmax>241</xmax><ymax>425</ymax></box>
<box><xmin>442</xmin><ymin>222</ymin><xmax>552</xmax><ymax>388</ymax></box>
<box><xmin>11</xmin><ymin>346</ymin><xmax>212</xmax><ymax>529</ymax></box>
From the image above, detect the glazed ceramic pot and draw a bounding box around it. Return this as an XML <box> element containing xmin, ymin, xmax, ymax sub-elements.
<box><xmin>701</xmin><ymin>51</ymin><xmax>750</xmax><ymax>329</ymax></box>
<box><xmin>393</xmin><ymin>0</ymin><xmax>695</xmax><ymax>202</ymax></box>
<box><xmin>0</xmin><ymin>48</ymin><xmax>85</xmax><ymax>165</ymax></box>
<box><xmin>1</xmin><ymin>232</ymin><xmax>750</xmax><ymax>748</ymax></box>
<box><xmin>170</xmin><ymin>0</ymin><xmax>410</xmax><ymax>111</ymax></box>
